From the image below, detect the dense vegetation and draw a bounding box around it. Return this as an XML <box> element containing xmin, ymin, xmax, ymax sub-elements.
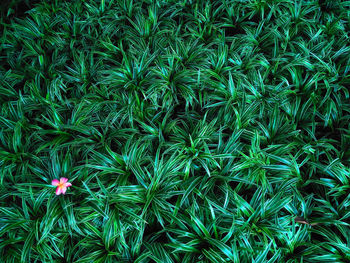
<box><xmin>1</xmin><ymin>0</ymin><xmax>350</xmax><ymax>262</ymax></box>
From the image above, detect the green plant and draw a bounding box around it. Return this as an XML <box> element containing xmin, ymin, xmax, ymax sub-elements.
<box><xmin>1</xmin><ymin>0</ymin><xmax>349</xmax><ymax>262</ymax></box>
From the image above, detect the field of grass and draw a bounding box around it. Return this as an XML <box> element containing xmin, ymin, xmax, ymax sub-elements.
<box><xmin>1</xmin><ymin>0</ymin><xmax>350</xmax><ymax>262</ymax></box>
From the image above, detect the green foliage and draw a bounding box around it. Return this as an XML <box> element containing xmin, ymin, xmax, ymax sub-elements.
<box><xmin>1</xmin><ymin>0</ymin><xmax>350</xmax><ymax>262</ymax></box>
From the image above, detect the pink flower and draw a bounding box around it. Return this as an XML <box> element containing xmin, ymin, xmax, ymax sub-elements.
<box><xmin>52</xmin><ymin>177</ymin><xmax>72</xmax><ymax>195</ymax></box>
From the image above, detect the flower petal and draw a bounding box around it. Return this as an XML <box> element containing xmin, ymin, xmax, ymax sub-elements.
<box><xmin>61</xmin><ymin>186</ymin><xmax>67</xmax><ymax>195</ymax></box>
<box><xmin>56</xmin><ymin>187</ymin><xmax>62</xmax><ymax>195</ymax></box>
<box><xmin>65</xmin><ymin>182</ymin><xmax>72</xmax><ymax>187</ymax></box>
<box><xmin>52</xmin><ymin>179</ymin><xmax>60</xmax><ymax>186</ymax></box>
<box><xmin>60</xmin><ymin>177</ymin><xmax>68</xmax><ymax>184</ymax></box>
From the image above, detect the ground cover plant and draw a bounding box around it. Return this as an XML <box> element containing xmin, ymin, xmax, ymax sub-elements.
<box><xmin>1</xmin><ymin>0</ymin><xmax>350</xmax><ymax>262</ymax></box>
